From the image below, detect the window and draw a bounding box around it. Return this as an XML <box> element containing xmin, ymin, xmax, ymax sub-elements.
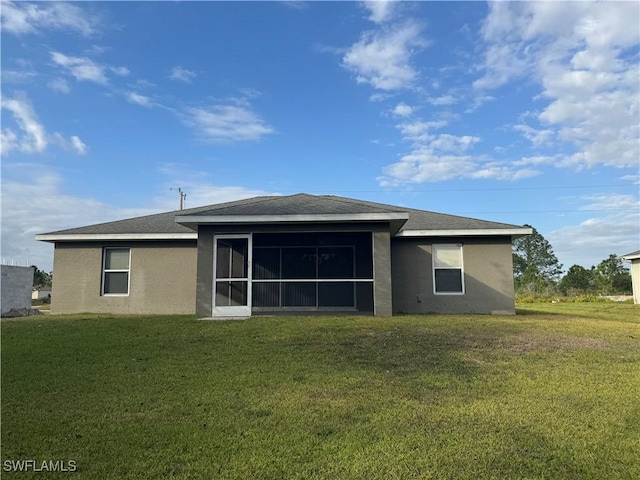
<box><xmin>103</xmin><ymin>248</ymin><xmax>130</xmax><ymax>295</ymax></box>
<box><xmin>433</xmin><ymin>244</ymin><xmax>464</xmax><ymax>294</ymax></box>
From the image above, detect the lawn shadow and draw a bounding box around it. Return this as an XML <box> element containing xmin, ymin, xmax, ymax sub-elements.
<box><xmin>292</xmin><ymin>322</ymin><xmax>488</xmax><ymax>381</ymax></box>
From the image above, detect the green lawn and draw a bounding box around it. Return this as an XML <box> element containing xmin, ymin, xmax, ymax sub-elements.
<box><xmin>2</xmin><ymin>304</ymin><xmax>639</xmax><ymax>479</ymax></box>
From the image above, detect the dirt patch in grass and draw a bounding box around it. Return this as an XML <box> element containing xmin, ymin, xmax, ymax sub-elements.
<box><xmin>452</xmin><ymin>329</ymin><xmax>612</xmax><ymax>355</ymax></box>
<box><xmin>505</xmin><ymin>332</ymin><xmax>611</xmax><ymax>353</ymax></box>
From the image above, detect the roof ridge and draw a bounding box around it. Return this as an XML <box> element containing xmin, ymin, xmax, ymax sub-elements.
<box><xmin>182</xmin><ymin>193</ymin><xmax>315</xmax><ymax>214</ymax></box>
<box><xmin>319</xmin><ymin>194</ymin><xmax>408</xmax><ymax>212</ymax></box>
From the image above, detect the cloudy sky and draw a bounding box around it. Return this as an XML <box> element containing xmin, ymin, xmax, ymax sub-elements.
<box><xmin>1</xmin><ymin>0</ymin><xmax>638</xmax><ymax>272</ymax></box>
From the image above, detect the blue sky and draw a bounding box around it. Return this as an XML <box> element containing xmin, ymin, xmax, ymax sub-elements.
<box><xmin>1</xmin><ymin>0</ymin><xmax>639</xmax><ymax>272</ymax></box>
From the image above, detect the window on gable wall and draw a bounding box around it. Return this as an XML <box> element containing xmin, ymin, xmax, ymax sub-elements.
<box><xmin>102</xmin><ymin>248</ymin><xmax>130</xmax><ymax>295</ymax></box>
<box><xmin>433</xmin><ymin>244</ymin><xmax>464</xmax><ymax>295</ymax></box>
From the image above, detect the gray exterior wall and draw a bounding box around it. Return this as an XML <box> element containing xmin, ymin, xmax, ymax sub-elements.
<box><xmin>195</xmin><ymin>230</ymin><xmax>214</xmax><ymax>318</ymax></box>
<box><xmin>1</xmin><ymin>265</ymin><xmax>34</xmax><ymax>315</ymax></box>
<box><xmin>51</xmin><ymin>241</ymin><xmax>197</xmax><ymax>314</ymax></box>
<box><xmin>373</xmin><ymin>230</ymin><xmax>392</xmax><ymax>316</ymax></box>
<box><xmin>391</xmin><ymin>237</ymin><xmax>516</xmax><ymax>315</ymax></box>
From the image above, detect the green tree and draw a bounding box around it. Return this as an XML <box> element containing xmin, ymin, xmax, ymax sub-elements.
<box><xmin>593</xmin><ymin>254</ymin><xmax>632</xmax><ymax>294</ymax></box>
<box><xmin>32</xmin><ymin>266</ymin><xmax>52</xmax><ymax>288</ymax></box>
<box><xmin>559</xmin><ymin>265</ymin><xmax>594</xmax><ymax>294</ymax></box>
<box><xmin>513</xmin><ymin>225</ymin><xmax>563</xmax><ymax>294</ymax></box>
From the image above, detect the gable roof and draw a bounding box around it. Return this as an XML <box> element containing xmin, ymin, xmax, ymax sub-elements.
<box><xmin>36</xmin><ymin>193</ymin><xmax>531</xmax><ymax>242</ymax></box>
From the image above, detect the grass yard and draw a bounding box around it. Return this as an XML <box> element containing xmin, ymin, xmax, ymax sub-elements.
<box><xmin>2</xmin><ymin>304</ymin><xmax>639</xmax><ymax>479</ymax></box>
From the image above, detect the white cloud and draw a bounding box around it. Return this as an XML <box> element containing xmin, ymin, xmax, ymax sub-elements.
<box><xmin>280</xmin><ymin>1</ymin><xmax>308</xmax><ymax>10</ymax></box>
<box><xmin>70</xmin><ymin>136</ymin><xmax>88</xmax><ymax>155</ymax></box>
<box><xmin>476</xmin><ymin>1</ymin><xmax>640</xmax><ymax>170</ymax></box>
<box><xmin>1</xmin><ymin>93</ymin><xmax>87</xmax><ymax>156</ymax></box>
<box><xmin>130</xmin><ymin>79</ymin><xmax>156</xmax><ymax>90</ymax></box>
<box><xmin>396</xmin><ymin>119</ymin><xmax>448</xmax><ymax>143</ymax></box>
<box><xmin>379</xmin><ymin>148</ymin><xmax>477</xmax><ymax>184</ymax></box>
<box><xmin>426</xmin><ymin>95</ymin><xmax>457</xmax><ymax>106</ymax></box>
<box><xmin>362</xmin><ymin>1</ymin><xmax>396</xmax><ymax>24</ymax></box>
<box><xmin>1</xmin><ymin>94</ymin><xmax>47</xmax><ymax>154</ymax></box>
<box><xmin>513</xmin><ymin>124</ymin><xmax>554</xmax><ymax>147</ymax></box>
<box><xmin>392</xmin><ymin>102</ymin><xmax>413</xmax><ymax>117</ymax></box>
<box><xmin>380</xmin><ymin>114</ymin><xmax>539</xmax><ymax>184</ymax></box>
<box><xmin>429</xmin><ymin>134</ymin><xmax>480</xmax><ymax>153</ymax></box>
<box><xmin>169</xmin><ymin>66</ymin><xmax>197</xmax><ymax>83</ymax></box>
<box><xmin>47</xmin><ymin>78</ymin><xmax>70</xmax><ymax>94</ymax></box>
<box><xmin>110</xmin><ymin>66</ymin><xmax>130</xmax><ymax>77</ymax></box>
<box><xmin>50</xmin><ymin>51</ymin><xmax>108</xmax><ymax>84</ymax></box>
<box><xmin>181</xmin><ymin>100</ymin><xmax>275</xmax><ymax>143</ymax></box>
<box><xmin>0</xmin><ymin>1</ymin><xmax>100</xmax><ymax>36</ymax></box>
<box><xmin>126</xmin><ymin>92</ymin><xmax>153</xmax><ymax>108</ymax></box>
<box><xmin>50</xmin><ymin>51</ymin><xmax>128</xmax><ymax>86</ymax></box>
<box><xmin>1</xmin><ymin>59</ymin><xmax>38</xmax><ymax>84</ymax></box>
<box><xmin>51</xmin><ymin>133</ymin><xmax>88</xmax><ymax>155</ymax></box>
<box><xmin>549</xmin><ymin>194</ymin><xmax>640</xmax><ymax>269</ymax></box>
<box><xmin>342</xmin><ymin>21</ymin><xmax>426</xmax><ymax>90</ymax></box>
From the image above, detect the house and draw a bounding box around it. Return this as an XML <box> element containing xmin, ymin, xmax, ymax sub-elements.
<box><xmin>622</xmin><ymin>250</ymin><xmax>640</xmax><ymax>304</ymax></box>
<box><xmin>35</xmin><ymin>194</ymin><xmax>531</xmax><ymax>317</ymax></box>
<box><xmin>32</xmin><ymin>287</ymin><xmax>52</xmax><ymax>301</ymax></box>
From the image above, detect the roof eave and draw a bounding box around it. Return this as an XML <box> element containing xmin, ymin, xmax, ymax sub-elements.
<box><xmin>175</xmin><ymin>212</ymin><xmax>410</xmax><ymax>233</ymax></box>
<box><xmin>35</xmin><ymin>233</ymin><xmax>198</xmax><ymax>243</ymax></box>
<box><xmin>395</xmin><ymin>227</ymin><xmax>533</xmax><ymax>239</ymax></box>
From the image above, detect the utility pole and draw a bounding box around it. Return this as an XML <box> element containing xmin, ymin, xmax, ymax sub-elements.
<box><xmin>170</xmin><ymin>187</ymin><xmax>187</xmax><ymax>210</ymax></box>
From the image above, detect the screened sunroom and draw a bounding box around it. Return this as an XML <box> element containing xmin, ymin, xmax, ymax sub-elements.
<box><xmin>213</xmin><ymin>232</ymin><xmax>375</xmax><ymax>316</ymax></box>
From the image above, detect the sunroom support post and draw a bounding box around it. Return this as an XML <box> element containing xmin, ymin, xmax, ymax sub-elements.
<box><xmin>373</xmin><ymin>229</ymin><xmax>392</xmax><ymax>316</ymax></box>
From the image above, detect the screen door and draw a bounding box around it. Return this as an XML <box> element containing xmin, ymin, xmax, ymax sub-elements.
<box><xmin>213</xmin><ymin>235</ymin><xmax>251</xmax><ymax>317</ymax></box>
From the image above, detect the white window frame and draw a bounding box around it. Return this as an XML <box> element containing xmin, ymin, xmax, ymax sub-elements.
<box><xmin>102</xmin><ymin>247</ymin><xmax>131</xmax><ymax>296</ymax></box>
<box><xmin>432</xmin><ymin>243</ymin><xmax>465</xmax><ymax>295</ymax></box>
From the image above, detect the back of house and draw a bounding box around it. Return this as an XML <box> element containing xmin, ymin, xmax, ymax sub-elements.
<box><xmin>36</xmin><ymin>194</ymin><xmax>531</xmax><ymax>317</ymax></box>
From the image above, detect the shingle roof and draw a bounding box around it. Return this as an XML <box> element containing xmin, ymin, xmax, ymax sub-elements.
<box><xmin>36</xmin><ymin>193</ymin><xmax>528</xmax><ymax>240</ymax></box>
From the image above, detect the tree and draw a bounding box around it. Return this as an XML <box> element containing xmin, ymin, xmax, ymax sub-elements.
<box><xmin>513</xmin><ymin>225</ymin><xmax>563</xmax><ymax>293</ymax></box>
<box><xmin>559</xmin><ymin>265</ymin><xmax>594</xmax><ymax>294</ymax></box>
<box><xmin>32</xmin><ymin>266</ymin><xmax>52</xmax><ymax>288</ymax></box>
<box><xmin>593</xmin><ymin>254</ymin><xmax>632</xmax><ymax>294</ymax></box>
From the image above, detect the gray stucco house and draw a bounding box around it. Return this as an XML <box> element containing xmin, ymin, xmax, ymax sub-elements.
<box><xmin>36</xmin><ymin>194</ymin><xmax>531</xmax><ymax>317</ymax></box>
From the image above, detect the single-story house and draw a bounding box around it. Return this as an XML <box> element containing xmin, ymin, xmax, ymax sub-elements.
<box><xmin>32</xmin><ymin>287</ymin><xmax>52</xmax><ymax>300</ymax></box>
<box><xmin>36</xmin><ymin>194</ymin><xmax>531</xmax><ymax>317</ymax></box>
<box><xmin>622</xmin><ymin>250</ymin><xmax>640</xmax><ymax>304</ymax></box>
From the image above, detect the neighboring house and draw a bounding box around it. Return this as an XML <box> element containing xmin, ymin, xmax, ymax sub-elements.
<box><xmin>36</xmin><ymin>194</ymin><xmax>531</xmax><ymax>317</ymax></box>
<box><xmin>1</xmin><ymin>265</ymin><xmax>34</xmax><ymax>315</ymax></box>
<box><xmin>622</xmin><ymin>250</ymin><xmax>640</xmax><ymax>304</ymax></box>
<box><xmin>32</xmin><ymin>287</ymin><xmax>52</xmax><ymax>300</ymax></box>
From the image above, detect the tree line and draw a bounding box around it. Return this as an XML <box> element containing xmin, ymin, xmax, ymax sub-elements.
<box><xmin>513</xmin><ymin>225</ymin><xmax>632</xmax><ymax>296</ymax></box>
<box><xmin>32</xmin><ymin>266</ymin><xmax>52</xmax><ymax>289</ymax></box>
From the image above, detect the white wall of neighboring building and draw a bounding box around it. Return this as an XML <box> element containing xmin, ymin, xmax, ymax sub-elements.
<box><xmin>623</xmin><ymin>252</ymin><xmax>640</xmax><ymax>305</ymax></box>
<box><xmin>32</xmin><ymin>288</ymin><xmax>52</xmax><ymax>300</ymax></box>
<box><xmin>629</xmin><ymin>259</ymin><xmax>640</xmax><ymax>305</ymax></box>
